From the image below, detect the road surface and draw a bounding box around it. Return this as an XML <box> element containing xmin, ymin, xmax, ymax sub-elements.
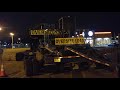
<box><xmin>1</xmin><ymin>60</ymin><xmax>118</xmax><ymax>78</ymax></box>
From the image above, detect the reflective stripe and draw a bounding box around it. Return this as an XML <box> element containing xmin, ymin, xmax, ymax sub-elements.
<box><xmin>66</xmin><ymin>47</ymin><xmax>111</xmax><ymax>67</ymax></box>
<box><xmin>57</xmin><ymin>56</ymin><xmax>81</xmax><ymax>59</ymax></box>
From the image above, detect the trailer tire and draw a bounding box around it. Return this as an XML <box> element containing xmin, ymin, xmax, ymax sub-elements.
<box><xmin>33</xmin><ymin>59</ymin><xmax>45</xmax><ymax>75</ymax></box>
<box><xmin>56</xmin><ymin>63</ymin><xmax>64</xmax><ymax>72</ymax></box>
<box><xmin>79</xmin><ymin>62</ymin><xmax>90</xmax><ymax>71</ymax></box>
<box><xmin>24</xmin><ymin>56</ymin><xmax>34</xmax><ymax>77</ymax></box>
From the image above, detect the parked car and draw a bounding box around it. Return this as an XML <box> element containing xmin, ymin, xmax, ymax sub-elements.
<box><xmin>108</xmin><ymin>43</ymin><xmax>119</xmax><ymax>47</ymax></box>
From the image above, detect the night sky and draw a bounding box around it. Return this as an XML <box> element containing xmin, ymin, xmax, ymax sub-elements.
<box><xmin>0</xmin><ymin>12</ymin><xmax>120</xmax><ymax>39</ymax></box>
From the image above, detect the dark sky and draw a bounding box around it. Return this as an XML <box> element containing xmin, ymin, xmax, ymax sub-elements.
<box><xmin>0</xmin><ymin>12</ymin><xmax>120</xmax><ymax>38</ymax></box>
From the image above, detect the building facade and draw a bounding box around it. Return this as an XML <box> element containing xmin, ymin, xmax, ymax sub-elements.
<box><xmin>94</xmin><ymin>32</ymin><xmax>112</xmax><ymax>47</ymax></box>
<box><xmin>73</xmin><ymin>29</ymin><xmax>112</xmax><ymax>47</ymax></box>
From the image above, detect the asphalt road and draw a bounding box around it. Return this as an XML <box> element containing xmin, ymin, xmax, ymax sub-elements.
<box><xmin>1</xmin><ymin>61</ymin><xmax>118</xmax><ymax>78</ymax></box>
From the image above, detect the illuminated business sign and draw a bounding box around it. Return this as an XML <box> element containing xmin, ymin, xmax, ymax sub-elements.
<box><xmin>55</xmin><ymin>37</ymin><xmax>85</xmax><ymax>45</ymax></box>
<box><xmin>82</xmin><ymin>30</ymin><xmax>95</xmax><ymax>37</ymax></box>
<box><xmin>88</xmin><ymin>31</ymin><xmax>93</xmax><ymax>36</ymax></box>
<box><xmin>30</xmin><ymin>30</ymin><xmax>60</xmax><ymax>35</ymax></box>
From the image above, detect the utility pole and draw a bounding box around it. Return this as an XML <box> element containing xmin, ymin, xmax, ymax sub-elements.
<box><xmin>41</xmin><ymin>25</ymin><xmax>43</xmax><ymax>29</ymax></box>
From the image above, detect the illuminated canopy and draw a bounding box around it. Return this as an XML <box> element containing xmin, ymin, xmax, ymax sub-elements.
<box><xmin>95</xmin><ymin>32</ymin><xmax>111</xmax><ymax>34</ymax></box>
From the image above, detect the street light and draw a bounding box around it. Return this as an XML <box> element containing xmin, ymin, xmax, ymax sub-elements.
<box><xmin>0</xmin><ymin>27</ymin><xmax>2</xmax><ymax>48</ymax></box>
<box><xmin>10</xmin><ymin>33</ymin><xmax>14</xmax><ymax>49</ymax></box>
<box><xmin>0</xmin><ymin>27</ymin><xmax>2</xmax><ymax>31</ymax></box>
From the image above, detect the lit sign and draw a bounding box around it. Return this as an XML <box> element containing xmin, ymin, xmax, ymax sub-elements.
<box><xmin>55</xmin><ymin>37</ymin><xmax>85</xmax><ymax>45</ymax></box>
<box><xmin>88</xmin><ymin>31</ymin><xmax>93</xmax><ymax>36</ymax></box>
<box><xmin>30</xmin><ymin>30</ymin><xmax>60</xmax><ymax>35</ymax></box>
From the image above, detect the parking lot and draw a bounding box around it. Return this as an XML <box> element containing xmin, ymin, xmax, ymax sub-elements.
<box><xmin>0</xmin><ymin>48</ymin><xmax>119</xmax><ymax>78</ymax></box>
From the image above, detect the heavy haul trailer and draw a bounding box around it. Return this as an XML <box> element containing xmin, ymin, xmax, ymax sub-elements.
<box><xmin>21</xmin><ymin>45</ymin><xmax>94</xmax><ymax>76</ymax></box>
<box><xmin>16</xmin><ymin>29</ymin><xmax>111</xmax><ymax>77</ymax></box>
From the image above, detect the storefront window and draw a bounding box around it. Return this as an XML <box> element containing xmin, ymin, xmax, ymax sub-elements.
<box><xmin>95</xmin><ymin>38</ymin><xmax>111</xmax><ymax>46</ymax></box>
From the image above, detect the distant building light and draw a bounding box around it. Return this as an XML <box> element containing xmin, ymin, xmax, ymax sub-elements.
<box><xmin>104</xmin><ymin>38</ymin><xmax>109</xmax><ymax>40</ymax></box>
<box><xmin>87</xmin><ymin>37</ymin><xmax>92</xmax><ymax>40</ymax></box>
<box><xmin>82</xmin><ymin>32</ymin><xmax>85</xmax><ymax>37</ymax></box>
<box><xmin>116</xmin><ymin>36</ymin><xmax>118</xmax><ymax>38</ymax></box>
<box><xmin>72</xmin><ymin>36</ymin><xmax>74</xmax><ymax>38</ymax></box>
<box><xmin>88</xmin><ymin>31</ymin><xmax>93</xmax><ymax>36</ymax></box>
<box><xmin>3</xmin><ymin>45</ymin><xmax>6</xmax><ymax>46</ymax></box>
<box><xmin>25</xmin><ymin>44</ymin><xmax>28</xmax><ymax>46</ymax></box>
<box><xmin>75</xmin><ymin>32</ymin><xmax>78</xmax><ymax>35</ymax></box>
<box><xmin>18</xmin><ymin>38</ymin><xmax>21</xmax><ymax>40</ymax></box>
<box><xmin>0</xmin><ymin>27</ymin><xmax>2</xmax><ymax>31</ymax></box>
<box><xmin>96</xmin><ymin>38</ymin><xmax>102</xmax><ymax>41</ymax></box>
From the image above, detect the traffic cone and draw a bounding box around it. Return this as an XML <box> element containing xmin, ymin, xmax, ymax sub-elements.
<box><xmin>112</xmin><ymin>66</ymin><xmax>118</xmax><ymax>78</ymax></box>
<box><xmin>0</xmin><ymin>64</ymin><xmax>7</xmax><ymax>77</ymax></box>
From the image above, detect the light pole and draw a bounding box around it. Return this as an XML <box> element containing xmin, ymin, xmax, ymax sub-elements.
<box><xmin>0</xmin><ymin>27</ymin><xmax>3</xmax><ymax>48</ymax></box>
<box><xmin>10</xmin><ymin>33</ymin><xmax>14</xmax><ymax>49</ymax></box>
<box><xmin>0</xmin><ymin>27</ymin><xmax>2</xmax><ymax>31</ymax></box>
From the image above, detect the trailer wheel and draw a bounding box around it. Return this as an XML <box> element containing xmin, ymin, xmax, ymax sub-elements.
<box><xmin>33</xmin><ymin>59</ymin><xmax>45</xmax><ymax>75</ymax></box>
<box><xmin>24</xmin><ymin>56</ymin><xmax>34</xmax><ymax>77</ymax></box>
<box><xmin>56</xmin><ymin>63</ymin><xmax>64</xmax><ymax>72</ymax></box>
<box><xmin>79</xmin><ymin>62</ymin><xmax>90</xmax><ymax>71</ymax></box>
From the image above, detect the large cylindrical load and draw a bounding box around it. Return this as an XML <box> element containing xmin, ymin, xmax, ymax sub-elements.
<box><xmin>24</xmin><ymin>55</ymin><xmax>34</xmax><ymax>76</ymax></box>
<box><xmin>35</xmin><ymin>51</ymin><xmax>44</xmax><ymax>61</ymax></box>
<box><xmin>23</xmin><ymin>50</ymin><xmax>45</xmax><ymax>76</ymax></box>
